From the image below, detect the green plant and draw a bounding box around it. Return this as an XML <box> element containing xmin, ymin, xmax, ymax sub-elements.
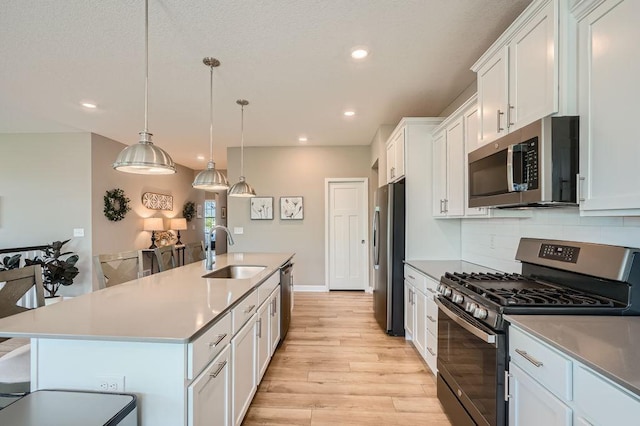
<box><xmin>25</xmin><ymin>240</ymin><xmax>79</xmax><ymax>298</ymax></box>
<box><xmin>183</xmin><ymin>201</ymin><xmax>196</xmax><ymax>222</ymax></box>
<box><xmin>0</xmin><ymin>253</ymin><xmax>22</xmax><ymax>271</ymax></box>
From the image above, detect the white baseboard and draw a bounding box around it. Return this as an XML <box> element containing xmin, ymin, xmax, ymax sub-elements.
<box><xmin>293</xmin><ymin>285</ymin><xmax>328</xmax><ymax>292</ymax></box>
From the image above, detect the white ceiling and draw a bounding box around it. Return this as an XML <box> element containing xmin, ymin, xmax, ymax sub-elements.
<box><xmin>0</xmin><ymin>0</ymin><xmax>531</xmax><ymax>170</ymax></box>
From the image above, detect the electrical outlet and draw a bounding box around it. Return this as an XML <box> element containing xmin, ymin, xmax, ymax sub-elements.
<box><xmin>97</xmin><ymin>375</ymin><xmax>125</xmax><ymax>392</ymax></box>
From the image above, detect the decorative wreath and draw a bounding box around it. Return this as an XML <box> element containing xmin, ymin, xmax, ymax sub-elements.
<box><xmin>103</xmin><ymin>188</ymin><xmax>131</xmax><ymax>222</ymax></box>
<box><xmin>183</xmin><ymin>201</ymin><xmax>196</xmax><ymax>222</ymax></box>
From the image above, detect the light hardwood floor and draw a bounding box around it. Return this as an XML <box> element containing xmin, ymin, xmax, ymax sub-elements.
<box><xmin>243</xmin><ymin>291</ymin><xmax>452</xmax><ymax>426</ymax></box>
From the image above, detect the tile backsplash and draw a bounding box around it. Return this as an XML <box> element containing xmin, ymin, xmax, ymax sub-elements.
<box><xmin>461</xmin><ymin>208</ymin><xmax>640</xmax><ymax>273</ymax></box>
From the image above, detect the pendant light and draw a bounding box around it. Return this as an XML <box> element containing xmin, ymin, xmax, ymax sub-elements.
<box><xmin>228</xmin><ymin>100</ymin><xmax>256</xmax><ymax>197</ymax></box>
<box><xmin>113</xmin><ymin>0</ymin><xmax>176</xmax><ymax>175</ymax></box>
<box><xmin>192</xmin><ymin>58</ymin><xmax>229</xmax><ymax>191</ymax></box>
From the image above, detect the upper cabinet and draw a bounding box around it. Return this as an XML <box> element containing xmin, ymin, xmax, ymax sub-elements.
<box><xmin>573</xmin><ymin>0</ymin><xmax>640</xmax><ymax>215</ymax></box>
<box><xmin>472</xmin><ymin>0</ymin><xmax>576</xmax><ymax>147</ymax></box>
<box><xmin>432</xmin><ymin>118</ymin><xmax>464</xmax><ymax>218</ymax></box>
<box><xmin>386</xmin><ymin>126</ymin><xmax>405</xmax><ymax>183</ymax></box>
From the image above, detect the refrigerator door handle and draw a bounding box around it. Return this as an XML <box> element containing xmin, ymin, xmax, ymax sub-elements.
<box><xmin>373</xmin><ymin>207</ymin><xmax>380</xmax><ymax>268</ymax></box>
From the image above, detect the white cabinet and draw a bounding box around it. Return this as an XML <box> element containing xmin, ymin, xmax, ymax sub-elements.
<box><xmin>508</xmin><ymin>363</ymin><xmax>572</xmax><ymax>426</ymax></box>
<box><xmin>463</xmin><ymin>100</ymin><xmax>489</xmax><ymax>217</ymax></box>
<box><xmin>432</xmin><ymin>117</ymin><xmax>464</xmax><ymax>217</ymax></box>
<box><xmin>473</xmin><ymin>0</ymin><xmax>571</xmax><ymax>146</ymax></box>
<box><xmin>188</xmin><ymin>345</ymin><xmax>231</xmax><ymax>426</ymax></box>
<box><xmin>231</xmin><ymin>314</ymin><xmax>257</xmax><ymax>426</ymax></box>
<box><xmin>574</xmin><ymin>0</ymin><xmax>640</xmax><ymax>215</ymax></box>
<box><xmin>386</xmin><ymin>126</ymin><xmax>405</xmax><ymax>183</ymax></box>
<box><xmin>404</xmin><ymin>280</ymin><xmax>415</xmax><ymax>339</ymax></box>
<box><xmin>508</xmin><ymin>325</ymin><xmax>640</xmax><ymax>426</ymax></box>
<box><xmin>404</xmin><ymin>265</ymin><xmax>438</xmax><ymax>375</ymax></box>
<box><xmin>269</xmin><ymin>287</ymin><xmax>281</xmax><ymax>356</ymax></box>
<box><xmin>413</xmin><ymin>288</ymin><xmax>427</xmax><ymax>357</ymax></box>
<box><xmin>256</xmin><ymin>299</ymin><xmax>270</xmax><ymax>383</ymax></box>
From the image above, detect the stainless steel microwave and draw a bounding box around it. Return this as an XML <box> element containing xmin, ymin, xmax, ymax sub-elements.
<box><xmin>468</xmin><ymin>116</ymin><xmax>579</xmax><ymax>208</ymax></box>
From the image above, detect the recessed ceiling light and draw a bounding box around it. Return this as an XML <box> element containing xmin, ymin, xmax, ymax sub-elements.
<box><xmin>344</xmin><ymin>110</ymin><xmax>355</xmax><ymax>117</ymax></box>
<box><xmin>298</xmin><ymin>137</ymin><xmax>308</xmax><ymax>143</ymax></box>
<box><xmin>81</xmin><ymin>102</ymin><xmax>97</xmax><ymax>109</ymax></box>
<box><xmin>196</xmin><ymin>154</ymin><xmax>205</xmax><ymax>161</ymax></box>
<box><xmin>351</xmin><ymin>48</ymin><xmax>369</xmax><ymax>59</ymax></box>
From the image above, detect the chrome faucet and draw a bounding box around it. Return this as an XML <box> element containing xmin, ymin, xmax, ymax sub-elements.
<box><xmin>206</xmin><ymin>225</ymin><xmax>235</xmax><ymax>270</ymax></box>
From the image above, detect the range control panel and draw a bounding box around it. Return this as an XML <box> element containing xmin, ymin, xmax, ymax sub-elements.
<box><xmin>539</xmin><ymin>243</ymin><xmax>580</xmax><ymax>263</ymax></box>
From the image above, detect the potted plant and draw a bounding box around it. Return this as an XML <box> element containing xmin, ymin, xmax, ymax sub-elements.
<box><xmin>25</xmin><ymin>240</ymin><xmax>79</xmax><ymax>299</ymax></box>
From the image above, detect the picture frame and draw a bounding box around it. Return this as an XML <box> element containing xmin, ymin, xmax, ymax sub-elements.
<box><xmin>250</xmin><ymin>197</ymin><xmax>274</xmax><ymax>220</ymax></box>
<box><xmin>196</xmin><ymin>204</ymin><xmax>203</xmax><ymax>219</ymax></box>
<box><xmin>280</xmin><ymin>196</ymin><xmax>303</xmax><ymax>220</ymax></box>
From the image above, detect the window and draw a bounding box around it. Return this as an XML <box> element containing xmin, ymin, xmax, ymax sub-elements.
<box><xmin>204</xmin><ymin>200</ymin><xmax>216</xmax><ymax>249</ymax></box>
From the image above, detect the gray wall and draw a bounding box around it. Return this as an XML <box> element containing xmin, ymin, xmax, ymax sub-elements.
<box><xmin>91</xmin><ymin>134</ymin><xmax>205</xmax><ymax>288</ymax></box>
<box><xmin>226</xmin><ymin>146</ymin><xmax>371</xmax><ymax>288</ymax></box>
<box><xmin>0</xmin><ymin>133</ymin><xmax>93</xmax><ymax>295</ymax></box>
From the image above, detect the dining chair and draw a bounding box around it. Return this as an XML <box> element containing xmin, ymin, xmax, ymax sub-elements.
<box><xmin>93</xmin><ymin>250</ymin><xmax>144</xmax><ymax>290</ymax></box>
<box><xmin>184</xmin><ymin>241</ymin><xmax>206</xmax><ymax>264</ymax></box>
<box><xmin>0</xmin><ymin>265</ymin><xmax>45</xmax><ymax>402</ymax></box>
<box><xmin>153</xmin><ymin>245</ymin><xmax>176</xmax><ymax>272</ymax></box>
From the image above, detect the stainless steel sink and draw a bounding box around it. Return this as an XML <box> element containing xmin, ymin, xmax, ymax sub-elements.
<box><xmin>203</xmin><ymin>265</ymin><xmax>266</xmax><ymax>279</ymax></box>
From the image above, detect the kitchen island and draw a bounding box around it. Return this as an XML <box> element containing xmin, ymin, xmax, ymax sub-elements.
<box><xmin>0</xmin><ymin>252</ymin><xmax>294</xmax><ymax>425</ymax></box>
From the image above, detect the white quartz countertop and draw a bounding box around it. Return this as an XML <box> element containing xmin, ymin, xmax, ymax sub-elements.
<box><xmin>505</xmin><ymin>315</ymin><xmax>640</xmax><ymax>396</ymax></box>
<box><xmin>0</xmin><ymin>252</ymin><xmax>293</xmax><ymax>343</ymax></box>
<box><xmin>404</xmin><ymin>259</ymin><xmax>499</xmax><ymax>281</ymax></box>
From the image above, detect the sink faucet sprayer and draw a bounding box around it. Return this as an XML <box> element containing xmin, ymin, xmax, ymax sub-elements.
<box><xmin>206</xmin><ymin>226</ymin><xmax>235</xmax><ymax>270</ymax></box>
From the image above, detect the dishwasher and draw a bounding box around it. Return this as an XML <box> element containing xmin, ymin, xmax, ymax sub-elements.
<box><xmin>279</xmin><ymin>261</ymin><xmax>293</xmax><ymax>344</ymax></box>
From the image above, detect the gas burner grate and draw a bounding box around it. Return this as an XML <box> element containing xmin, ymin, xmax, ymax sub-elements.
<box><xmin>445</xmin><ymin>272</ymin><xmax>528</xmax><ymax>282</ymax></box>
<box><xmin>482</xmin><ymin>287</ymin><xmax>615</xmax><ymax>307</ymax></box>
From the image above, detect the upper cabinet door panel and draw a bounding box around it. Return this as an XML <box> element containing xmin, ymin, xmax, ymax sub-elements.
<box><xmin>477</xmin><ymin>47</ymin><xmax>509</xmax><ymax>146</ymax></box>
<box><xmin>446</xmin><ymin>117</ymin><xmax>465</xmax><ymax>217</ymax></box>
<box><xmin>578</xmin><ymin>0</ymin><xmax>640</xmax><ymax>214</ymax></box>
<box><xmin>509</xmin><ymin>0</ymin><xmax>557</xmax><ymax>131</ymax></box>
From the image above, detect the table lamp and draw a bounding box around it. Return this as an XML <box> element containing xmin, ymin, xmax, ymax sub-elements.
<box><xmin>170</xmin><ymin>218</ymin><xmax>187</xmax><ymax>245</ymax></box>
<box><xmin>143</xmin><ymin>217</ymin><xmax>164</xmax><ymax>249</ymax></box>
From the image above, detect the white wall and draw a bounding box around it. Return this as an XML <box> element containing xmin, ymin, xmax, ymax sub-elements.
<box><xmin>461</xmin><ymin>210</ymin><xmax>640</xmax><ymax>273</ymax></box>
<box><xmin>0</xmin><ymin>133</ymin><xmax>92</xmax><ymax>296</ymax></box>
<box><xmin>226</xmin><ymin>145</ymin><xmax>371</xmax><ymax>288</ymax></box>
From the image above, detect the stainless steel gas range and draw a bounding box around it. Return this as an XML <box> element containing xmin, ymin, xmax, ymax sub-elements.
<box><xmin>435</xmin><ymin>238</ymin><xmax>640</xmax><ymax>426</ymax></box>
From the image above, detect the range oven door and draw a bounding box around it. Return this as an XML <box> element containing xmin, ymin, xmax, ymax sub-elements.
<box><xmin>436</xmin><ymin>298</ymin><xmax>506</xmax><ymax>426</ymax></box>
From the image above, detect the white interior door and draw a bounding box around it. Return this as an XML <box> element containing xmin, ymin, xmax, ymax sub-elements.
<box><xmin>326</xmin><ymin>179</ymin><xmax>368</xmax><ymax>290</ymax></box>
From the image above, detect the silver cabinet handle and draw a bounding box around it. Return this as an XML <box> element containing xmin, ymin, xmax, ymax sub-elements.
<box><xmin>444</xmin><ymin>199</ymin><xmax>448</xmax><ymax>213</ymax></box>
<box><xmin>408</xmin><ymin>274</ymin><xmax>416</xmax><ymax>280</ymax></box>
<box><xmin>208</xmin><ymin>333</ymin><xmax>227</xmax><ymax>348</ymax></box>
<box><xmin>577</xmin><ymin>174</ymin><xmax>586</xmax><ymax>202</ymax></box>
<box><xmin>209</xmin><ymin>360</ymin><xmax>227</xmax><ymax>378</ymax></box>
<box><xmin>427</xmin><ymin>315</ymin><xmax>436</xmax><ymax>323</ymax></box>
<box><xmin>257</xmin><ymin>318</ymin><xmax>262</xmax><ymax>338</ymax></box>
<box><xmin>515</xmin><ymin>349</ymin><xmax>543</xmax><ymax>367</ymax></box>
<box><xmin>427</xmin><ymin>347</ymin><xmax>436</xmax><ymax>356</ymax></box>
<box><xmin>426</xmin><ymin>288</ymin><xmax>436</xmax><ymax>294</ymax></box>
<box><xmin>408</xmin><ymin>288</ymin><xmax>413</xmax><ymax>305</ymax></box>
<box><xmin>507</xmin><ymin>104</ymin><xmax>514</xmax><ymax>128</ymax></box>
<box><xmin>244</xmin><ymin>304</ymin><xmax>256</xmax><ymax>314</ymax></box>
<box><xmin>439</xmin><ymin>199</ymin><xmax>445</xmax><ymax>213</ymax></box>
<box><xmin>497</xmin><ymin>109</ymin><xmax>504</xmax><ymax>132</ymax></box>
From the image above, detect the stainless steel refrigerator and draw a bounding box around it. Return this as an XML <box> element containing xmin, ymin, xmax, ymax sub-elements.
<box><xmin>373</xmin><ymin>180</ymin><xmax>405</xmax><ymax>336</ymax></box>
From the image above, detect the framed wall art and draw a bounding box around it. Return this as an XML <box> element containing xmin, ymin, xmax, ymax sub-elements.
<box><xmin>250</xmin><ymin>197</ymin><xmax>274</xmax><ymax>220</ymax></box>
<box><xmin>141</xmin><ymin>192</ymin><xmax>173</xmax><ymax>210</ymax></box>
<box><xmin>280</xmin><ymin>196</ymin><xmax>303</xmax><ymax>220</ymax></box>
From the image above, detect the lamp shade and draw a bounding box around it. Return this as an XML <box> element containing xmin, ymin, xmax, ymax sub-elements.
<box><xmin>192</xmin><ymin>161</ymin><xmax>229</xmax><ymax>191</ymax></box>
<box><xmin>143</xmin><ymin>217</ymin><xmax>164</xmax><ymax>231</ymax></box>
<box><xmin>228</xmin><ymin>176</ymin><xmax>256</xmax><ymax>197</ymax></box>
<box><xmin>170</xmin><ymin>218</ymin><xmax>187</xmax><ymax>231</ymax></box>
<box><xmin>114</xmin><ymin>132</ymin><xmax>176</xmax><ymax>175</ymax></box>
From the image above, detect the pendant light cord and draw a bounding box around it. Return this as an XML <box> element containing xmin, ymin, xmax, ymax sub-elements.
<box><xmin>209</xmin><ymin>64</ymin><xmax>214</xmax><ymax>162</ymax></box>
<box><xmin>240</xmin><ymin>103</ymin><xmax>245</xmax><ymax>176</ymax></box>
<box><xmin>144</xmin><ymin>0</ymin><xmax>149</xmax><ymax>133</ymax></box>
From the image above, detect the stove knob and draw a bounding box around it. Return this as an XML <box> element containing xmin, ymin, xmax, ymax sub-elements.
<box><xmin>452</xmin><ymin>294</ymin><xmax>464</xmax><ymax>304</ymax></box>
<box><xmin>473</xmin><ymin>307</ymin><xmax>488</xmax><ymax>320</ymax></box>
<box><xmin>465</xmin><ymin>302</ymin><xmax>477</xmax><ymax>314</ymax></box>
<box><xmin>443</xmin><ymin>287</ymin><xmax>452</xmax><ymax>297</ymax></box>
<box><xmin>436</xmin><ymin>284</ymin><xmax>443</xmax><ymax>294</ymax></box>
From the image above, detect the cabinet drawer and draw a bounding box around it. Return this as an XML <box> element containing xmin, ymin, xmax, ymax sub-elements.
<box><xmin>425</xmin><ymin>276</ymin><xmax>439</xmax><ymax>299</ymax></box>
<box><xmin>233</xmin><ymin>290</ymin><xmax>258</xmax><ymax>334</ymax></box>
<box><xmin>426</xmin><ymin>298</ymin><xmax>438</xmax><ymax>336</ymax></box>
<box><xmin>404</xmin><ymin>265</ymin><xmax>427</xmax><ymax>293</ymax></box>
<box><xmin>188</xmin><ymin>311</ymin><xmax>231</xmax><ymax>379</ymax></box>
<box><xmin>574</xmin><ymin>364</ymin><xmax>640</xmax><ymax>426</ymax></box>
<box><xmin>425</xmin><ymin>329</ymin><xmax>437</xmax><ymax>374</ymax></box>
<box><xmin>257</xmin><ymin>272</ymin><xmax>279</xmax><ymax>307</ymax></box>
<box><xmin>509</xmin><ymin>326</ymin><xmax>572</xmax><ymax>401</ymax></box>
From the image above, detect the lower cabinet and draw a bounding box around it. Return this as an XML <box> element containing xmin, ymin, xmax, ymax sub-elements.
<box><xmin>404</xmin><ymin>280</ymin><xmax>415</xmax><ymax>339</ymax></box>
<box><xmin>188</xmin><ymin>345</ymin><xmax>231</xmax><ymax>426</ymax></box>
<box><xmin>269</xmin><ymin>286</ymin><xmax>281</xmax><ymax>356</ymax></box>
<box><xmin>256</xmin><ymin>299</ymin><xmax>271</xmax><ymax>383</ymax></box>
<box><xmin>232</xmin><ymin>314</ymin><xmax>257</xmax><ymax>426</ymax></box>
<box><xmin>413</xmin><ymin>288</ymin><xmax>427</xmax><ymax>356</ymax></box>
<box><xmin>508</xmin><ymin>363</ymin><xmax>572</xmax><ymax>426</ymax></box>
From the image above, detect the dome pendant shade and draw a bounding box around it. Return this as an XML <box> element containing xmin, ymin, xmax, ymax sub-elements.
<box><xmin>113</xmin><ymin>132</ymin><xmax>176</xmax><ymax>174</ymax></box>
<box><xmin>229</xmin><ymin>99</ymin><xmax>256</xmax><ymax>198</ymax></box>
<box><xmin>192</xmin><ymin>161</ymin><xmax>229</xmax><ymax>191</ymax></box>
<box><xmin>228</xmin><ymin>176</ymin><xmax>256</xmax><ymax>197</ymax></box>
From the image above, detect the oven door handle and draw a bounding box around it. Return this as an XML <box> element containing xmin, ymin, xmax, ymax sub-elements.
<box><xmin>436</xmin><ymin>299</ymin><xmax>497</xmax><ymax>346</ymax></box>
